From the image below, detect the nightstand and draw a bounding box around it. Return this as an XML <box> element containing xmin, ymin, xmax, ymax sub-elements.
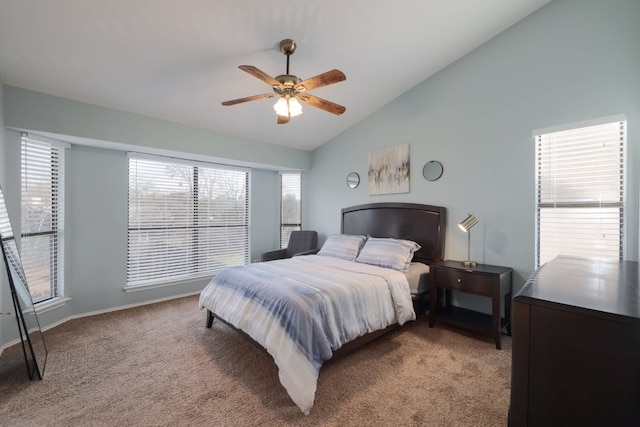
<box><xmin>429</xmin><ymin>260</ymin><xmax>512</xmax><ymax>349</ymax></box>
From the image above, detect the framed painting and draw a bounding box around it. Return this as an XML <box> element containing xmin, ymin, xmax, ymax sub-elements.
<box><xmin>368</xmin><ymin>144</ymin><xmax>410</xmax><ymax>195</ymax></box>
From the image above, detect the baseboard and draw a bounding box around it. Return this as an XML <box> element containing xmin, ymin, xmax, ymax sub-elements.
<box><xmin>0</xmin><ymin>329</ymin><xmax>25</xmax><ymax>356</ymax></box>
<box><xmin>41</xmin><ymin>291</ymin><xmax>201</xmax><ymax>332</ymax></box>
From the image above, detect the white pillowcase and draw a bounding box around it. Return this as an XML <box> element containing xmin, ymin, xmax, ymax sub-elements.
<box><xmin>355</xmin><ymin>237</ymin><xmax>421</xmax><ymax>272</ymax></box>
<box><xmin>317</xmin><ymin>234</ymin><xmax>367</xmax><ymax>261</ymax></box>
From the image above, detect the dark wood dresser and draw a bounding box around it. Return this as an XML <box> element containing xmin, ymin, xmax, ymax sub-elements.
<box><xmin>510</xmin><ymin>256</ymin><xmax>640</xmax><ymax>427</ymax></box>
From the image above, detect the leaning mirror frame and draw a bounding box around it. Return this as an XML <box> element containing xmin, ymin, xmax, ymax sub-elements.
<box><xmin>422</xmin><ymin>160</ymin><xmax>444</xmax><ymax>181</ymax></box>
<box><xmin>0</xmin><ymin>184</ymin><xmax>47</xmax><ymax>380</ymax></box>
<box><xmin>346</xmin><ymin>172</ymin><xmax>360</xmax><ymax>189</ymax></box>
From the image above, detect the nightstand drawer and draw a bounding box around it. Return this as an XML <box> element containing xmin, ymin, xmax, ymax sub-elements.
<box><xmin>429</xmin><ymin>260</ymin><xmax>513</xmax><ymax>349</ymax></box>
<box><xmin>433</xmin><ymin>267</ymin><xmax>493</xmax><ymax>296</ymax></box>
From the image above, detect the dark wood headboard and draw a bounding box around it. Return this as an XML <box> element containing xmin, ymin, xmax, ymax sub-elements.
<box><xmin>341</xmin><ymin>202</ymin><xmax>446</xmax><ymax>265</ymax></box>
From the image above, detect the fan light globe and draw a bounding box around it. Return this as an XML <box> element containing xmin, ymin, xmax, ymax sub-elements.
<box><xmin>274</xmin><ymin>97</ymin><xmax>302</xmax><ymax>117</ymax></box>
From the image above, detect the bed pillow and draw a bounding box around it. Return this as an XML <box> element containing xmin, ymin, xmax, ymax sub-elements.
<box><xmin>317</xmin><ymin>234</ymin><xmax>367</xmax><ymax>261</ymax></box>
<box><xmin>355</xmin><ymin>237</ymin><xmax>421</xmax><ymax>272</ymax></box>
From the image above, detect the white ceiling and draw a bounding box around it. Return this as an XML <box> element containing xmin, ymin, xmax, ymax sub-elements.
<box><xmin>0</xmin><ymin>0</ymin><xmax>550</xmax><ymax>151</ymax></box>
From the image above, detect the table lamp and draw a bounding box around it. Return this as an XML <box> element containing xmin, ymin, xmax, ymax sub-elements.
<box><xmin>458</xmin><ymin>214</ymin><xmax>478</xmax><ymax>268</ymax></box>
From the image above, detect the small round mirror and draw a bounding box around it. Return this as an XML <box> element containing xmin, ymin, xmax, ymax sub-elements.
<box><xmin>422</xmin><ymin>161</ymin><xmax>443</xmax><ymax>181</ymax></box>
<box><xmin>346</xmin><ymin>172</ymin><xmax>360</xmax><ymax>189</ymax></box>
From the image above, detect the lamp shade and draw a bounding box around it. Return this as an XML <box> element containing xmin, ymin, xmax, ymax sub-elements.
<box><xmin>287</xmin><ymin>97</ymin><xmax>302</xmax><ymax>116</ymax></box>
<box><xmin>458</xmin><ymin>214</ymin><xmax>478</xmax><ymax>232</ymax></box>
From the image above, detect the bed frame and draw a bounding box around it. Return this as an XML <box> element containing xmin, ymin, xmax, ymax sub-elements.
<box><xmin>341</xmin><ymin>202</ymin><xmax>445</xmax><ymax>265</ymax></box>
<box><xmin>206</xmin><ymin>202</ymin><xmax>446</xmax><ymax>358</ymax></box>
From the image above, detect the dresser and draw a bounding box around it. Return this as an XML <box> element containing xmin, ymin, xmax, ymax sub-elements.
<box><xmin>510</xmin><ymin>256</ymin><xmax>640</xmax><ymax>426</ymax></box>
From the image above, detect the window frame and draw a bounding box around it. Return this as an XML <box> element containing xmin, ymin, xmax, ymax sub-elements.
<box><xmin>127</xmin><ymin>153</ymin><xmax>249</xmax><ymax>288</ymax></box>
<box><xmin>534</xmin><ymin>115</ymin><xmax>626</xmax><ymax>268</ymax></box>
<box><xmin>20</xmin><ymin>133</ymin><xmax>68</xmax><ymax>304</ymax></box>
<box><xmin>280</xmin><ymin>172</ymin><xmax>302</xmax><ymax>248</ymax></box>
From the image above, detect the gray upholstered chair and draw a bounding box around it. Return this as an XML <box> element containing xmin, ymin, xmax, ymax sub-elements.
<box><xmin>260</xmin><ymin>230</ymin><xmax>318</xmax><ymax>262</ymax></box>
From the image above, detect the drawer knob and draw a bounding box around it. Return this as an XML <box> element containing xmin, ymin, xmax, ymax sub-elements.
<box><xmin>457</xmin><ymin>278</ymin><xmax>461</xmax><ymax>283</ymax></box>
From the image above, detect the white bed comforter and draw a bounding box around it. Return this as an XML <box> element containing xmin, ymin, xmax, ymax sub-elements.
<box><xmin>198</xmin><ymin>254</ymin><xmax>416</xmax><ymax>414</ymax></box>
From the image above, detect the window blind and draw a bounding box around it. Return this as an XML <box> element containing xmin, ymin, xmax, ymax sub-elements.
<box><xmin>21</xmin><ymin>133</ymin><xmax>67</xmax><ymax>303</ymax></box>
<box><xmin>535</xmin><ymin>119</ymin><xmax>625</xmax><ymax>267</ymax></box>
<box><xmin>280</xmin><ymin>172</ymin><xmax>301</xmax><ymax>248</ymax></box>
<box><xmin>127</xmin><ymin>155</ymin><xmax>249</xmax><ymax>287</ymax></box>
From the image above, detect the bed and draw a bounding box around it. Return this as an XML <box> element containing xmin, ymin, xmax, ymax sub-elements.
<box><xmin>199</xmin><ymin>202</ymin><xmax>446</xmax><ymax>414</ymax></box>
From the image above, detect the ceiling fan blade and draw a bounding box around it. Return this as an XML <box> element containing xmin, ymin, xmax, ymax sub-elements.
<box><xmin>277</xmin><ymin>114</ymin><xmax>290</xmax><ymax>125</ymax></box>
<box><xmin>298</xmin><ymin>94</ymin><xmax>346</xmax><ymax>115</ymax></box>
<box><xmin>221</xmin><ymin>93</ymin><xmax>277</xmax><ymax>106</ymax></box>
<box><xmin>294</xmin><ymin>69</ymin><xmax>346</xmax><ymax>92</ymax></box>
<box><xmin>238</xmin><ymin>65</ymin><xmax>283</xmax><ymax>88</ymax></box>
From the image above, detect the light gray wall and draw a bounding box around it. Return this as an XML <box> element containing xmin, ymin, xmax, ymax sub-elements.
<box><xmin>250</xmin><ymin>168</ymin><xmax>281</xmax><ymax>262</ymax></box>
<box><xmin>0</xmin><ymin>91</ymin><xmax>29</xmax><ymax>345</ymax></box>
<box><xmin>0</xmin><ymin>120</ymin><xmax>25</xmax><ymax>344</ymax></box>
<box><xmin>4</xmin><ymin>86</ymin><xmax>310</xmax><ymax>172</ymax></box>
<box><xmin>0</xmin><ymin>87</ymin><xmax>309</xmax><ymax>345</ymax></box>
<box><xmin>0</xmin><ymin>80</ymin><xmax>4</xmax><ymax>182</ymax></box>
<box><xmin>307</xmin><ymin>0</ymin><xmax>640</xmax><ymax>313</ymax></box>
<box><xmin>0</xmin><ymin>78</ymin><xmax>6</xmax><ymax>346</ymax></box>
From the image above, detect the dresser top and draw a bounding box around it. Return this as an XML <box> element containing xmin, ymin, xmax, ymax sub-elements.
<box><xmin>516</xmin><ymin>256</ymin><xmax>640</xmax><ymax>320</ymax></box>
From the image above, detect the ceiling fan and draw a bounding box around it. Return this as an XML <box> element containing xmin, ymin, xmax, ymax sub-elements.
<box><xmin>221</xmin><ymin>39</ymin><xmax>346</xmax><ymax>124</ymax></box>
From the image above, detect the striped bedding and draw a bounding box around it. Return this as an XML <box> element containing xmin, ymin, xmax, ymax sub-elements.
<box><xmin>198</xmin><ymin>254</ymin><xmax>416</xmax><ymax>414</ymax></box>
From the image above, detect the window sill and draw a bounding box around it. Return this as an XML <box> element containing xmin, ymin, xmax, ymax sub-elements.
<box><xmin>124</xmin><ymin>275</ymin><xmax>215</xmax><ymax>293</ymax></box>
<box><xmin>35</xmin><ymin>297</ymin><xmax>71</xmax><ymax>314</ymax></box>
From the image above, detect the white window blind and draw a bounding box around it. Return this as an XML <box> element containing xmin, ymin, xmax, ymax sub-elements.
<box><xmin>280</xmin><ymin>172</ymin><xmax>301</xmax><ymax>248</ymax></box>
<box><xmin>535</xmin><ymin>118</ymin><xmax>625</xmax><ymax>268</ymax></box>
<box><xmin>21</xmin><ymin>133</ymin><xmax>66</xmax><ymax>303</ymax></box>
<box><xmin>127</xmin><ymin>155</ymin><xmax>249</xmax><ymax>287</ymax></box>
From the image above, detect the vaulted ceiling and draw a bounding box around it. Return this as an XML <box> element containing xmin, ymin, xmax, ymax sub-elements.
<box><xmin>0</xmin><ymin>0</ymin><xmax>550</xmax><ymax>151</ymax></box>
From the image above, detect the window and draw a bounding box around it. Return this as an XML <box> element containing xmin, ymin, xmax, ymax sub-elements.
<box><xmin>127</xmin><ymin>154</ymin><xmax>249</xmax><ymax>287</ymax></box>
<box><xmin>280</xmin><ymin>172</ymin><xmax>301</xmax><ymax>248</ymax></box>
<box><xmin>535</xmin><ymin>117</ymin><xmax>625</xmax><ymax>268</ymax></box>
<box><xmin>21</xmin><ymin>133</ymin><xmax>67</xmax><ymax>304</ymax></box>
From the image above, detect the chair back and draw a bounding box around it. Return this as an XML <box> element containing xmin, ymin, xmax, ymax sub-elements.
<box><xmin>286</xmin><ymin>230</ymin><xmax>317</xmax><ymax>257</ymax></box>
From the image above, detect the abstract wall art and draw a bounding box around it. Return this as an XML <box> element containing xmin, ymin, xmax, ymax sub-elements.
<box><xmin>368</xmin><ymin>144</ymin><xmax>410</xmax><ymax>195</ymax></box>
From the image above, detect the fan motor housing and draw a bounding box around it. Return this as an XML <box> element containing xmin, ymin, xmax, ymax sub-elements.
<box><xmin>274</xmin><ymin>74</ymin><xmax>302</xmax><ymax>96</ymax></box>
<box><xmin>275</xmin><ymin>74</ymin><xmax>301</xmax><ymax>86</ymax></box>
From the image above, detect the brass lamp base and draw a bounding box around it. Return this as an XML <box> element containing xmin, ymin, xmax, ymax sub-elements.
<box><xmin>462</xmin><ymin>260</ymin><xmax>477</xmax><ymax>268</ymax></box>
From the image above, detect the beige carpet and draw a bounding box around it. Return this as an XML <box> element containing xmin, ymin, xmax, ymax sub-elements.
<box><xmin>0</xmin><ymin>295</ymin><xmax>512</xmax><ymax>426</ymax></box>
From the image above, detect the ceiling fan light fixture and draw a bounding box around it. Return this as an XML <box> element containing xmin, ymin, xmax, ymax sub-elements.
<box><xmin>222</xmin><ymin>39</ymin><xmax>345</xmax><ymax>123</ymax></box>
<box><xmin>274</xmin><ymin>96</ymin><xmax>303</xmax><ymax>117</ymax></box>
